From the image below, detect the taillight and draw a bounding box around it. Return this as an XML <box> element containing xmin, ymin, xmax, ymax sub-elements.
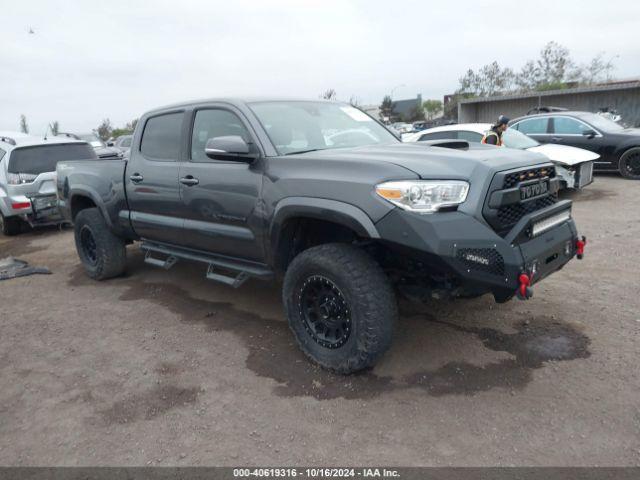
<box><xmin>11</xmin><ymin>201</ymin><xmax>31</xmax><ymax>210</ymax></box>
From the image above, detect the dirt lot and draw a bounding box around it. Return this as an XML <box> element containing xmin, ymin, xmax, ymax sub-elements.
<box><xmin>0</xmin><ymin>175</ymin><xmax>639</xmax><ymax>466</ymax></box>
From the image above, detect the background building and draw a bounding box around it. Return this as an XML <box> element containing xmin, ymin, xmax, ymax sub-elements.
<box><xmin>458</xmin><ymin>79</ymin><xmax>640</xmax><ymax>126</ymax></box>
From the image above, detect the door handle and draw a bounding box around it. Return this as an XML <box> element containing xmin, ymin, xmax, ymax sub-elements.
<box><xmin>130</xmin><ymin>173</ymin><xmax>144</xmax><ymax>183</ymax></box>
<box><xmin>180</xmin><ymin>175</ymin><xmax>199</xmax><ymax>186</ymax></box>
<box><xmin>551</xmin><ymin>137</ymin><xmax>563</xmax><ymax>142</ymax></box>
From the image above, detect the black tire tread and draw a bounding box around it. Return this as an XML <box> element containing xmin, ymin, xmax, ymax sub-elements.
<box><xmin>1</xmin><ymin>213</ymin><xmax>22</xmax><ymax>236</ymax></box>
<box><xmin>619</xmin><ymin>147</ymin><xmax>640</xmax><ymax>180</ymax></box>
<box><xmin>74</xmin><ymin>208</ymin><xmax>126</xmax><ymax>280</ymax></box>
<box><xmin>283</xmin><ymin>243</ymin><xmax>397</xmax><ymax>374</ymax></box>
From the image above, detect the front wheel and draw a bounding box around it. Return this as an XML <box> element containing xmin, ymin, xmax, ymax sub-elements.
<box><xmin>74</xmin><ymin>208</ymin><xmax>126</xmax><ymax>280</ymax></box>
<box><xmin>283</xmin><ymin>243</ymin><xmax>397</xmax><ymax>374</ymax></box>
<box><xmin>619</xmin><ymin>147</ymin><xmax>640</xmax><ymax>179</ymax></box>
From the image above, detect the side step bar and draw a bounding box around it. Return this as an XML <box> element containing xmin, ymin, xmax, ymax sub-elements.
<box><xmin>140</xmin><ymin>240</ymin><xmax>273</xmax><ymax>288</ymax></box>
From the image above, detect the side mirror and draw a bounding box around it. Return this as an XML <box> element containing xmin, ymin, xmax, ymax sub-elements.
<box><xmin>582</xmin><ymin>129</ymin><xmax>597</xmax><ymax>139</ymax></box>
<box><xmin>205</xmin><ymin>136</ymin><xmax>257</xmax><ymax>162</ymax></box>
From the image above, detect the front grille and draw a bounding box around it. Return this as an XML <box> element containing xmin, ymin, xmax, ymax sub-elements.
<box><xmin>503</xmin><ymin>166</ymin><xmax>555</xmax><ymax>189</ymax></box>
<box><xmin>483</xmin><ymin>164</ymin><xmax>558</xmax><ymax>237</ymax></box>
<box><xmin>456</xmin><ymin>248</ymin><xmax>505</xmax><ymax>276</ymax></box>
<box><xmin>497</xmin><ymin>195</ymin><xmax>558</xmax><ymax>228</ymax></box>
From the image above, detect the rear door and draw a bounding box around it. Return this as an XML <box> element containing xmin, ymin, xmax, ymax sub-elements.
<box><xmin>126</xmin><ymin>111</ymin><xmax>186</xmax><ymax>244</ymax></box>
<box><xmin>512</xmin><ymin>117</ymin><xmax>550</xmax><ymax>143</ymax></box>
<box><xmin>176</xmin><ymin>105</ymin><xmax>265</xmax><ymax>261</ymax></box>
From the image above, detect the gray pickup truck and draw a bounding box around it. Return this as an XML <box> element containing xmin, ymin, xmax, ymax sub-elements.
<box><xmin>56</xmin><ymin>98</ymin><xmax>586</xmax><ymax>373</ymax></box>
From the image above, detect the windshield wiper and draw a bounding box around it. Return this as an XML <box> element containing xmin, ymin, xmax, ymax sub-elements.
<box><xmin>284</xmin><ymin>148</ymin><xmax>327</xmax><ymax>156</ymax></box>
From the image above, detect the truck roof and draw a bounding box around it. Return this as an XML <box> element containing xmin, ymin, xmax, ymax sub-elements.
<box><xmin>145</xmin><ymin>97</ymin><xmax>340</xmax><ymax>114</ymax></box>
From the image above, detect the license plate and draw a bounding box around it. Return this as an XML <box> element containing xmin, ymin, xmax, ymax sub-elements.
<box><xmin>520</xmin><ymin>180</ymin><xmax>549</xmax><ymax>201</ymax></box>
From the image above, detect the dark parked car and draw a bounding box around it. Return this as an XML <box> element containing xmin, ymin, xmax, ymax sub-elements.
<box><xmin>509</xmin><ymin>112</ymin><xmax>640</xmax><ymax>179</ymax></box>
<box><xmin>57</xmin><ymin>98</ymin><xmax>585</xmax><ymax>374</ymax></box>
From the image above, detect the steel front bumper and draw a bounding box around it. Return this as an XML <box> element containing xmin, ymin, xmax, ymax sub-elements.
<box><xmin>375</xmin><ymin>200</ymin><xmax>579</xmax><ymax>302</ymax></box>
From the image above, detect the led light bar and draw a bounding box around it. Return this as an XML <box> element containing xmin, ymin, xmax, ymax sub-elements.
<box><xmin>531</xmin><ymin>209</ymin><xmax>571</xmax><ymax>237</ymax></box>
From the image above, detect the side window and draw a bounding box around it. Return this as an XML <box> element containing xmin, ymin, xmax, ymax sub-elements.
<box><xmin>191</xmin><ymin>109</ymin><xmax>252</xmax><ymax>162</ymax></box>
<box><xmin>515</xmin><ymin>118</ymin><xmax>548</xmax><ymax>134</ymax></box>
<box><xmin>140</xmin><ymin>112</ymin><xmax>183</xmax><ymax>160</ymax></box>
<box><xmin>418</xmin><ymin>131</ymin><xmax>458</xmax><ymax>141</ymax></box>
<box><xmin>121</xmin><ymin>137</ymin><xmax>132</xmax><ymax>148</ymax></box>
<box><xmin>457</xmin><ymin>131</ymin><xmax>483</xmax><ymax>143</ymax></box>
<box><xmin>552</xmin><ymin>117</ymin><xmax>588</xmax><ymax>135</ymax></box>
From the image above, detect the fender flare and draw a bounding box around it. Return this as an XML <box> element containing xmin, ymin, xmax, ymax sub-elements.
<box><xmin>269</xmin><ymin>197</ymin><xmax>380</xmax><ymax>262</ymax></box>
<box><xmin>68</xmin><ymin>186</ymin><xmax>114</xmax><ymax>229</ymax></box>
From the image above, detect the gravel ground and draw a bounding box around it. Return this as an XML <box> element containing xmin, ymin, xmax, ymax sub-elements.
<box><xmin>0</xmin><ymin>175</ymin><xmax>638</xmax><ymax>466</ymax></box>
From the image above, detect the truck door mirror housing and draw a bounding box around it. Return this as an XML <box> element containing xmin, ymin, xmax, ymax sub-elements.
<box><xmin>205</xmin><ymin>136</ymin><xmax>257</xmax><ymax>162</ymax></box>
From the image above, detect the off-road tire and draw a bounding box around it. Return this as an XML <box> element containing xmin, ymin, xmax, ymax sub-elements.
<box><xmin>283</xmin><ymin>243</ymin><xmax>397</xmax><ymax>374</ymax></box>
<box><xmin>74</xmin><ymin>208</ymin><xmax>126</xmax><ymax>280</ymax></box>
<box><xmin>619</xmin><ymin>147</ymin><xmax>640</xmax><ymax>180</ymax></box>
<box><xmin>0</xmin><ymin>213</ymin><xmax>21</xmax><ymax>236</ymax></box>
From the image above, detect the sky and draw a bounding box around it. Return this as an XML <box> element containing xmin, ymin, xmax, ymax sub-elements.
<box><xmin>2</xmin><ymin>0</ymin><xmax>639</xmax><ymax>135</ymax></box>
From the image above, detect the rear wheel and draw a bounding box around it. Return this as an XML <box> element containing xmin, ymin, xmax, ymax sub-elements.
<box><xmin>283</xmin><ymin>243</ymin><xmax>397</xmax><ymax>374</ymax></box>
<box><xmin>0</xmin><ymin>213</ymin><xmax>22</xmax><ymax>236</ymax></box>
<box><xmin>619</xmin><ymin>147</ymin><xmax>640</xmax><ymax>179</ymax></box>
<box><xmin>74</xmin><ymin>208</ymin><xmax>126</xmax><ymax>280</ymax></box>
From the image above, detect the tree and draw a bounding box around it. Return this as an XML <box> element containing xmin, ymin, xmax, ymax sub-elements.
<box><xmin>49</xmin><ymin>121</ymin><xmax>60</xmax><ymax>136</ymax></box>
<box><xmin>457</xmin><ymin>61</ymin><xmax>515</xmax><ymax>97</ymax></box>
<box><xmin>125</xmin><ymin>118</ymin><xmax>138</xmax><ymax>132</ymax></box>
<box><xmin>19</xmin><ymin>115</ymin><xmax>29</xmax><ymax>134</ymax></box>
<box><xmin>458</xmin><ymin>41</ymin><xmax>618</xmax><ymax>96</ymax></box>
<box><xmin>320</xmin><ymin>89</ymin><xmax>337</xmax><ymax>100</ymax></box>
<box><xmin>349</xmin><ymin>95</ymin><xmax>362</xmax><ymax>108</ymax></box>
<box><xmin>379</xmin><ymin>95</ymin><xmax>395</xmax><ymax>122</ymax></box>
<box><xmin>96</xmin><ymin>118</ymin><xmax>113</xmax><ymax>141</ymax></box>
<box><xmin>405</xmin><ymin>103</ymin><xmax>425</xmax><ymax>122</ymax></box>
<box><xmin>423</xmin><ymin>99</ymin><xmax>443</xmax><ymax>120</ymax></box>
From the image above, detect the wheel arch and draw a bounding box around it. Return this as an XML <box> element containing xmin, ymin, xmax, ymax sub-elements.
<box><xmin>269</xmin><ymin>197</ymin><xmax>380</xmax><ymax>274</ymax></box>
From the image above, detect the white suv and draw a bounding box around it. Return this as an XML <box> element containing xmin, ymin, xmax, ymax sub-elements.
<box><xmin>0</xmin><ymin>132</ymin><xmax>96</xmax><ymax>235</ymax></box>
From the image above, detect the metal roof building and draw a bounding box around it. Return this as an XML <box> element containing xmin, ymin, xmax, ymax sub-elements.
<box><xmin>458</xmin><ymin>80</ymin><xmax>640</xmax><ymax>127</ymax></box>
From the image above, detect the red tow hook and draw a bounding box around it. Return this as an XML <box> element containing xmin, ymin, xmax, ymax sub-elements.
<box><xmin>517</xmin><ymin>273</ymin><xmax>533</xmax><ymax>300</ymax></box>
<box><xmin>576</xmin><ymin>236</ymin><xmax>587</xmax><ymax>259</ymax></box>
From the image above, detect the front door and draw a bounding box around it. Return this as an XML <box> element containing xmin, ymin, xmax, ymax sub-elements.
<box><xmin>548</xmin><ymin>116</ymin><xmax>608</xmax><ymax>158</ymax></box>
<box><xmin>177</xmin><ymin>106</ymin><xmax>265</xmax><ymax>262</ymax></box>
<box><xmin>126</xmin><ymin>111</ymin><xmax>185</xmax><ymax>244</ymax></box>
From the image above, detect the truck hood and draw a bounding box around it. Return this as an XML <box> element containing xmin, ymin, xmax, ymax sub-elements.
<box><xmin>298</xmin><ymin>143</ymin><xmax>549</xmax><ymax>179</ymax></box>
<box><xmin>526</xmin><ymin>143</ymin><xmax>599</xmax><ymax>166</ymax></box>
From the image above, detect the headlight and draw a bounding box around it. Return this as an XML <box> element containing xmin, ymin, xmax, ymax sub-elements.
<box><xmin>375</xmin><ymin>180</ymin><xmax>469</xmax><ymax>213</ymax></box>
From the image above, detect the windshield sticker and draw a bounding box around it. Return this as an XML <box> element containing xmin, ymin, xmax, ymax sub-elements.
<box><xmin>340</xmin><ymin>106</ymin><xmax>373</xmax><ymax>122</ymax></box>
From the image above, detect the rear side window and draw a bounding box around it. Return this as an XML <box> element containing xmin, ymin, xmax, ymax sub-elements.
<box><xmin>418</xmin><ymin>131</ymin><xmax>458</xmax><ymax>141</ymax></box>
<box><xmin>140</xmin><ymin>112</ymin><xmax>183</xmax><ymax>160</ymax></box>
<box><xmin>8</xmin><ymin>143</ymin><xmax>97</xmax><ymax>175</ymax></box>
<box><xmin>458</xmin><ymin>131</ymin><xmax>483</xmax><ymax>142</ymax></box>
<box><xmin>514</xmin><ymin>118</ymin><xmax>548</xmax><ymax>134</ymax></box>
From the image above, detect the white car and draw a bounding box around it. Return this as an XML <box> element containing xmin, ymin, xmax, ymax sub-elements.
<box><xmin>404</xmin><ymin>123</ymin><xmax>598</xmax><ymax>190</ymax></box>
<box><xmin>0</xmin><ymin>132</ymin><xmax>96</xmax><ymax>235</ymax></box>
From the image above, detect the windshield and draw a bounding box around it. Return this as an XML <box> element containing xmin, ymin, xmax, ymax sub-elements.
<box><xmin>579</xmin><ymin>113</ymin><xmax>625</xmax><ymax>132</ymax></box>
<box><xmin>8</xmin><ymin>143</ymin><xmax>97</xmax><ymax>174</ymax></box>
<box><xmin>248</xmin><ymin>101</ymin><xmax>398</xmax><ymax>155</ymax></box>
<box><xmin>502</xmin><ymin>128</ymin><xmax>540</xmax><ymax>149</ymax></box>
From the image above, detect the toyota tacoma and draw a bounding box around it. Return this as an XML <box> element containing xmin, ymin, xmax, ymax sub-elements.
<box><xmin>56</xmin><ymin>98</ymin><xmax>586</xmax><ymax>373</ymax></box>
